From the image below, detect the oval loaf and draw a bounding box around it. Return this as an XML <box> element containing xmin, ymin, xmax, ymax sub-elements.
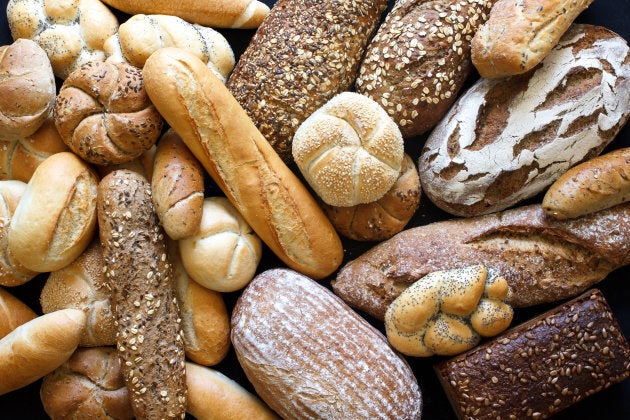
<box><xmin>418</xmin><ymin>24</ymin><xmax>630</xmax><ymax>217</ymax></box>
<box><xmin>231</xmin><ymin>268</ymin><xmax>423</xmax><ymax>420</ymax></box>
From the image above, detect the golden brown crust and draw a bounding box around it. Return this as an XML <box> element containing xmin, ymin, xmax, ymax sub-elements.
<box><xmin>0</xmin><ymin>287</ymin><xmax>36</xmax><ymax>339</ymax></box>
<box><xmin>97</xmin><ymin>169</ymin><xmax>186</xmax><ymax>419</ymax></box>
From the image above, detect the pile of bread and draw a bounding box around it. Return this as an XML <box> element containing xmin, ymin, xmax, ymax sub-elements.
<box><xmin>1</xmin><ymin>0</ymin><xmax>630</xmax><ymax>419</ymax></box>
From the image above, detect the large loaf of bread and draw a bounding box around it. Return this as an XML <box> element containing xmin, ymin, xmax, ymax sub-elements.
<box><xmin>332</xmin><ymin>203</ymin><xmax>630</xmax><ymax>321</ymax></box>
<box><xmin>418</xmin><ymin>24</ymin><xmax>630</xmax><ymax>217</ymax></box>
<box><xmin>231</xmin><ymin>268</ymin><xmax>423</xmax><ymax>419</ymax></box>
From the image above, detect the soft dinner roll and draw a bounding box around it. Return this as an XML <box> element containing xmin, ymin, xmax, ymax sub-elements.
<box><xmin>0</xmin><ymin>38</ymin><xmax>55</xmax><ymax>141</ymax></box>
<box><xmin>385</xmin><ymin>264</ymin><xmax>513</xmax><ymax>357</ymax></box>
<box><xmin>104</xmin><ymin>14</ymin><xmax>235</xmax><ymax>83</ymax></box>
<box><xmin>0</xmin><ymin>180</ymin><xmax>37</xmax><ymax>287</ymax></box>
<box><xmin>0</xmin><ymin>287</ymin><xmax>37</xmax><ymax>339</ymax></box>
<box><xmin>292</xmin><ymin>91</ymin><xmax>404</xmax><ymax>207</ymax></box>
<box><xmin>180</xmin><ymin>197</ymin><xmax>262</xmax><ymax>293</ymax></box>
<box><xmin>41</xmin><ymin>239</ymin><xmax>116</xmax><ymax>347</ymax></box>
<box><xmin>54</xmin><ymin>60</ymin><xmax>163</xmax><ymax>166</ymax></box>
<box><xmin>7</xmin><ymin>0</ymin><xmax>119</xmax><ymax>79</ymax></box>
<box><xmin>8</xmin><ymin>152</ymin><xmax>99</xmax><ymax>273</ymax></box>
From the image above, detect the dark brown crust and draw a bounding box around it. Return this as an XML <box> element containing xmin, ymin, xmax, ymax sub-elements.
<box><xmin>332</xmin><ymin>203</ymin><xmax>630</xmax><ymax>320</ymax></box>
<box><xmin>97</xmin><ymin>169</ymin><xmax>186</xmax><ymax>419</ymax></box>
<box><xmin>434</xmin><ymin>289</ymin><xmax>630</xmax><ymax>419</ymax></box>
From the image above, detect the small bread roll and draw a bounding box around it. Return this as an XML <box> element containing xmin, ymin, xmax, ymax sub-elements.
<box><xmin>40</xmin><ymin>239</ymin><xmax>116</xmax><ymax>347</ymax></box>
<box><xmin>152</xmin><ymin>129</ymin><xmax>204</xmax><ymax>240</ymax></box>
<box><xmin>7</xmin><ymin>0</ymin><xmax>119</xmax><ymax>79</ymax></box>
<box><xmin>40</xmin><ymin>346</ymin><xmax>133</xmax><ymax>420</ymax></box>
<box><xmin>0</xmin><ymin>287</ymin><xmax>37</xmax><ymax>339</ymax></box>
<box><xmin>0</xmin><ymin>308</ymin><xmax>86</xmax><ymax>395</ymax></box>
<box><xmin>0</xmin><ymin>38</ymin><xmax>55</xmax><ymax>141</ymax></box>
<box><xmin>104</xmin><ymin>14</ymin><xmax>235</xmax><ymax>83</ymax></box>
<box><xmin>292</xmin><ymin>91</ymin><xmax>404</xmax><ymax>207</ymax></box>
<box><xmin>8</xmin><ymin>152</ymin><xmax>99</xmax><ymax>273</ymax></box>
<box><xmin>179</xmin><ymin>197</ymin><xmax>262</xmax><ymax>292</ymax></box>
<box><xmin>54</xmin><ymin>61</ymin><xmax>163</xmax><ymax>166</ymax></box>
<box><xmin>323</xmin><ymin>154</ymin><xmax>421</xmax><ymax>241</ymax></box>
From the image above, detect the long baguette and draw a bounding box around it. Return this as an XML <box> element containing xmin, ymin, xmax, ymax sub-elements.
<box><xmin>143</xmin><ymin>48</ymin><xmax>343</xmax><ymax>280</ymax></box>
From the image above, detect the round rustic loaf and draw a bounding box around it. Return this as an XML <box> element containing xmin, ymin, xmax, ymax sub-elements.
<box><xmin>54</xmin><ymin>60</ymin><xmax>163</xmax><ymax>166</ymax></box>
<box><xmin>8</xmin><ymin>152</ymin><xmax>99</xmax><ymax>273</ymax></box>
<box><xmin>179</xmin><ymin>197</ymin><xmax>262</xmax><ymax>293</ymax></box>
<box><xmin>292</xmin><ymin>91</ymin><xmax>404</xmax><ymax>207</ymax></box>
<box><xmin>323</xmin><ymin>153</ymin><xmax>421</xmax><ymax>241</ymax></box>
<box><xmin>7</xmin><ymin>0</ymin><xmax>119</xmax><ymax>79</ymax></box>
<box><xmin>0</xmin><ymin>38</ymin><xmax>55</xmax><ymax>141</ymax></box>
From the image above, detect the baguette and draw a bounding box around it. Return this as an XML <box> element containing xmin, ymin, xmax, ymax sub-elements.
<box><xmin>543</xmin><ymin>147</ymin><xmax>630</xmax><ymax>219</ymax></box>
<box><xmin>332</xmin><ymin>203</ymin><xmax>630</xmax><ymax>320</ymax></box>
<box><xmin>97</xmin><ymin>169</ymin><xmax>186</xmax><ymax>419</ymax></box>
<box><xmin>99</xmin><ymin>0</ymin><xmax>270</xmax><ymax>29</ymax></box>
<box><xmin>0</xmin><ymin>287</ymin><xmax>36</xmax><ymax>339</ymax></box>
<box><xmin>143</xmin><ymin>47</ymin><xmax>343</xmax><ymax>280</ymax></box>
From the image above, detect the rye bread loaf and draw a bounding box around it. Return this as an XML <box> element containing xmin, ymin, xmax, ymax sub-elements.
<box><xmin>355</xmin><ymin>0</ymin><xmax>496</xmax><ymax>138</ymax></box>
<box><xmin>226</xmin><ymin>0</ymin><xmax>388</xmax><ymax>163</ymax></box>
<box><xmin>231</xmin><ymin>268</ymin><xmax>423</xmax><ymax>419</ymax></box>
<box><xmin>418</xmin><ymin>24</ymin><xmax>630</xmax><ymax>217</ymax></box>
<box><xmin>332</xmin><ymin>203</ymin><xmax>630</xmax><ymax>321</ymax></box>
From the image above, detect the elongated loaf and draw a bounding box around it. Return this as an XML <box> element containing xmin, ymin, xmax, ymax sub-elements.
<box><xmin>332</xmin><ymin>203</ymin><xmax>630</xmax><ymax>321</ymax></box>
<box><xmin>143</xmin><ymin>47</ymin><xmax>343</xmax><ymax>280</ymax></box>
<box><xmin>98</xmin><ymin>169</ymin><xmax>186</xmax><ymax>419</ymax></box>
<box><xmin>226</xmin><ymin>0</ymin><xmax>388</xmax><ymax>162</ymax></box>
<box><xmin>232</xmin><ymin>268</ymin><xmax>423</xmax><ymax>419</ymax></box>
<box><xmin>0</xmin><ymin>287</ymin><xmax>36</xmax><ymax>339</ymax></box>
<box><xmin>543</xmin><ymin>147</ymin><xmax>630</xmax><ymax>219</ymax></box>
<box><xmin>100</xmin><ymin>0</ymin><xmax>270</xmax><ymax>29</ymax></box>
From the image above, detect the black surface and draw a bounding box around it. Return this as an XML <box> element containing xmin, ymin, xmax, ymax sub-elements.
<box><xmin>1</xmin><ymin>0</ymin><xmax>630</xmax><ymax>419</ymax></box>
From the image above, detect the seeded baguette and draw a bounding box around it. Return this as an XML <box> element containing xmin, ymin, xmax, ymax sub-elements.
<box><xmin>97</xmin><ymin>169</ymin><xmax>186</xmax><ymax>419</ymax></box>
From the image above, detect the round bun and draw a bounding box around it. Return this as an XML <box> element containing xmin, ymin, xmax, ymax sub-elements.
<box><xmin>40</xmin><ymin>239</ymin><xmax>116</xmax><ymax>347</ymax></box>
<box><xmin>8</xmin><ymin>152</ymin><xmax>99</xmax><ymax>273</ymax></box>
<box><xmin>323</xmin><ymin>153</ymin><xmax>421</xmax><ymax>241</ymax></box>
<box><xmin>0</xmin><ymin>287</ymin><xmax>37</xmax><ymax>339</ymax></box>
<box><xmin>40</xmin><ymin>346</ymin><xmax>133</xmax><ymax>420</ymax></box>
<box><xmin>0</xmin><ymin>38</ymin><xmax>55</xmax><ymax>140</ymax></box>
<box><xmin>54</xmin><ymin>60</ymin><xmax>163</xmax><ymax>166</ymax></box>
<box><xmin>7</xmin><ymin>0</ymin><xmax>119</xmax><ymax>79</ymax></box>
<box><xmin>292</xmin><ymin>91</ymin><xmax>404</xmax><ymax>207</ymax></box>
<box><xmin>179</xmin><ymin>197</ymin><xmax>262</xmax><ymax>292</ymax></box>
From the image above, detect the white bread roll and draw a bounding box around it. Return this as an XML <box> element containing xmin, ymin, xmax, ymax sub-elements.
<box><xmin>104</xmin><ymin>14</ymin><xmax>235</xmax><ymax>83</ymax></box>
<box><xmin>0</xmin><ymin>308</ymin><xmax>86</xmax><ymax>395</ymax></box>
<box><xmin>0</xmin><ymin>38</ymin><xmax>55</xmax><ymax>141</ymax></box>
<box><xmin>8</xmin><ymin>152</ymin><xmax>99</xmax><ymax>273</ymax></box>
<box><xmin>292</xmin><ymin>91</ymin><xmax>404</xmax><ymax>207</ymax></box>
<box><xmin>179</xmin><ymin>197</ymin><xmax>262</xmax><ymax>293</ymax></box>
<box><xmin>0</xmin><ymin>287</ymin><xmax>37</xmax><ymax>339</ymax></box>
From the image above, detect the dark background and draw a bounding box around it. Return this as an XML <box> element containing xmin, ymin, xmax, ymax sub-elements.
<box><xmin>1</xmin><ymin>0</ymin><xmax>630</xmax><ymax>419</ymax></box>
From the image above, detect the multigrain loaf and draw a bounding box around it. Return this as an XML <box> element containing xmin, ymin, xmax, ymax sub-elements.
<box><xmin>419</xmin><ymin>24</ymin><xmax>630</xmax><ymax>217</ymax></box>
<box><xmin>332</xmin><ymin>203</ymin><xmax>630</xmax><ymax>321</ymax></box>
<box><xmin>231</xmin><ymin>268</ymin><xmax>423</xmax><ymax>419</ymax></box>
<box><xmin>355</xmin><ymin>0</ymin><xmax>496</xmax><ymax>138</ymax></box>
<box><xmin>227</xmin><ymin>0</ymin><xmax>388</xmax><ymax>163</ymax></box>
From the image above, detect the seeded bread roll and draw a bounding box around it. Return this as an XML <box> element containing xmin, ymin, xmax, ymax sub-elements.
<box><xmin>355</xmin><ymin>0</ymin><xmax>496</xmax><ymax>138</ymax></box>
<box><xmin>472</xmin><ymin>0</ymin><xmax>594</xmax><ymax>78</ymax></box>
<box><xmin>434</xmin><ymin>289</ymin><xmax>630</xmax><ymax>419</ymax></box>
<box><xmin>7</xmin><ymin>0</ymin><xmax>119</xmax><ymax>79</ymax></box>
<box><xmin>54</xmin><ymin>61</ymin><xmax>163</xmax><ymax>166</ymax></box>
<box><xmin>97</xmin><ymin>169</ymin><xmax>186</xmax><ymax>419</ymax></box>
<box><xmin>0</xmin><ymin>287</ymin><xmax>37</xmax><ymax>339</ymax></box>
<box><xmin>226</xmin><ymin>0</ymin><xmax>388</xmax><ymax>163</ymax></box>
<box><xmin>0</xmin><ymin>38</ymin><xmax>55</xmax><ymax>141</ymax></box>
<box><xmin>292</xmin><ymin>92</ymin><xmax>404</xmax><ymax>207</ymax></box>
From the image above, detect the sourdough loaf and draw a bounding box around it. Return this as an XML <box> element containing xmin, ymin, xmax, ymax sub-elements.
<box><xmin>231</xmin><ymin>268</ymin><xmax>422</xmax><ymax>419</ymax></box>
<box><xmin>332</xmin><ymin>203</ymin><xmax>630</xmax><ymax>321</ymax></box>
<box><xmin>418</xmin><ymin>24</ymin><xmax>630</xmax><ymax>217</ymax></box>
<box><xmin>226</xmin><ymin>0</ymin><xmax>388</xmax><ymax>163</ymax></box>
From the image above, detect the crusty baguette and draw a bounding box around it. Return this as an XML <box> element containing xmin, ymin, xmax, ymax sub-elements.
<box><xmin>143</xmin><ymin>47</ymin><xmax>343</xmax><ymax>280</ymax></box>
<box><xmin>97</xmin><ymin>169</ymin><xmax>186</xmax><ymax>419</ymax></box>
<box><xmin>332</xmin><ymin>203</ymin><xmax>630</xmax><ymax>320</ymax></box>
<box><xmin>543</xmin><ymin>147</ymin><xmax>630</xmax><ymax>219</ymax></box>
<box><xmin>0</xmin><ymin>308</ymin><xmax>86</xmax><ymax>395</ymax></box>
<box><xmin>0</xmin><ymin>287</ymin><xmax>36</xmax><ymax>339</ymax></box>
<box><xmin>99</xmin><ymin>0</ymin><xmax>269</xmax><ymax>29</ymax></box>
